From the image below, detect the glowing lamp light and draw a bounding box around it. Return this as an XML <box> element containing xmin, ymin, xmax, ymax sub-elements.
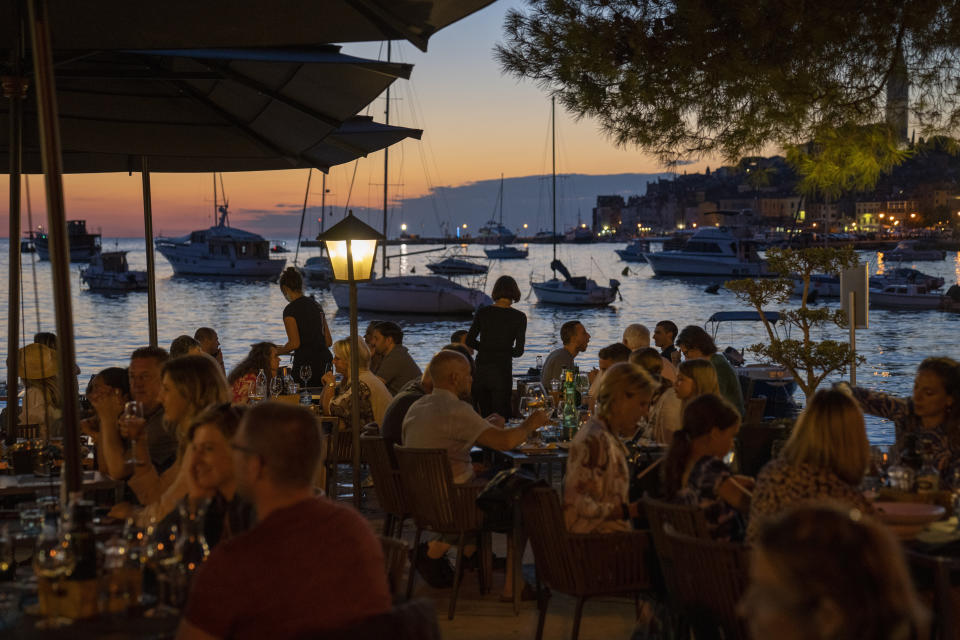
<box><xmin>317</xmin><ymin>211</ymin><xmax>382</xmax><ymax>282</ymax></box>
<box><xmin>400</xmin><ymin>223</ymin><xmax>407</xmax><ymax>232</ymax></box>
<box><xmin>523</xmin><ymin>223</ymin><xmax>529</xmax><ymax>229</ymax></box>
<box><xmin>462</xmin><ymin>223</ymin><xmax>468</xmax><ymax>229</ymax></box>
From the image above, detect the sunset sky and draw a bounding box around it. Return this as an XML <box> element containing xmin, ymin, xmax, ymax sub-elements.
<box><xmin>0</xmin><ymin>1</ymin><xmax>716</xmax><ymax>238</ymax></box>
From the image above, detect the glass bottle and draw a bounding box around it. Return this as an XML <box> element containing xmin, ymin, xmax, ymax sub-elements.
<box><xmin>64</xmin><ymin>498</ymin><xmax>97</xmax><ymax>582</ymax></box>
<box><xmin>254</xmin><ymin>369</ymin><xmax>267</xmax><ymax>402</ymax></box>
<box><xmin>916</xmin><ymin>452</ymin><xmax>940</xmax><ymax>494</ymax></box>
<box><xmin>562</xmin><ymin>369</ymin><xmax>579</xmax><ymax>441</ymax></box>
<box><xmin>283</xmin><ymin>368</ymin><xmax>296</xmax><ymax>395</ymax></box>
<box><xmin>176</xmin><ymin>500</ymin><xmax>210</xmax><ymax>606</ymax></box>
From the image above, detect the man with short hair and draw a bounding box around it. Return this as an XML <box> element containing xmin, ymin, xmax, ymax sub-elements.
<box><xmin>403</xmin><ymin>350</ymin><xmax>550</xmax><ymax>592</ymax></box>
<box><xmin>587</xmin><ymin>343</ymin><xmax>632</xmax><ymax>407</ymax></box>
<box><xmin>129</xmin><ymin>347</ymin><xmax>178</xmax><ymax>471</ymax></box>
<box><xmin>370</xmin><ymin>321</ymin><xmax>422</xmax><ymax>395</ymax></box>
<box><xmin>654</xmin><ymin>320</ymin><xmax>679</xmax><ymax>361</ymax></box>
<box><xmin>540</xmin><ymin>320</ymin><xmax>590</xmax><ymax>387</ymax></box>
<box><xmin>178</xmin><ymin>403</ymin><xmax>390</xmax><ymax>640</ymax></box>
<box><xmin>194</xmin><ymin>327</ymin><xmax>225</xmax><ymax>373</ymax></box>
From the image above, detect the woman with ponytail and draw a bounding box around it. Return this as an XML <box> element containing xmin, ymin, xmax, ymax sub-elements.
<box><xmin>563</xmin><ymin>363</ymin><xmax>655</xmax><ymax>533</ymax></box>
<box><xmin>662</xmin><ymin>393</ymin><xmax>752</xmax><ymax>541</ymax></box>
<box><xmin>276</xmin><ymin>266</ymin><xmax>333</xmax><ymax>385</ymax></box>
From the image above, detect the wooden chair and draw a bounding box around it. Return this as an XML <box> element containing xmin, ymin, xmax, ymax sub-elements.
<box><xmin>735</xmin><ymin>421</ymin><xmax>790</xmax><ymax>477</ymax></box>
<box><xmin>522</xmin><ymin>486</ymin><xmax>655</xmax><ymax>640</ymax></box>
<box><xmin>379</xmin><ymin>535</ymin><xmax>409</xmax><ymax>600</ymax></box>
<box><xmin>905</xmin><ymin>549</ymin><xmax>960</xmax><ymax>640</ymax></box>
<box><xmin>662</xmin><ymin>524</ymin><xmax>750</xmax><ymax>640</ymax></box>
<box><xmin>321</xmin><ymin>419</ymin><xmax>373</xmax><ymax>500</ymax></box>
<box><xmin>362</xmin><ymin>435</ymin><xmax>409</xmax><ymax>538</ymax></box>
<box><xmin>308</xmin><ymin>598</ymin><xmax>441</xmax><ymax>640</ymax></box>
<box><xmin>393</xmin><ymin>447</ymin><xmax>489</xmax><ymax>620</ymax></box>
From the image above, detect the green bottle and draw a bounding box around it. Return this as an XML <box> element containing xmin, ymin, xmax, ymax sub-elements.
<box><xmin>562</xmin><ymin>369</ymin><xmax>579</xmax><ymax>440</ymax></box>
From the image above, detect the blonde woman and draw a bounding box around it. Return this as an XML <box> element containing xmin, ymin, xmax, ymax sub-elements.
<box><xmin>320</xmin><ymin>338</ymin><xmax>392</xmax><ymax>427</ymax></box>
<box><xmin>674</xmin><ymin>359</ymin><xmax>720</xmax><ymax>409</ymax></box>
<box><xmin>746</xmin><ymin>387</ymin><xmax>873</xmax><ymax>543</ymax></box>
<box><xmin>630</xmin><ymin>348</ymin><xmax>682</xmax><ymax>444</ymax></box>
<box><xmin>564</xmin><ymin>363</ymin><xmax>655</xmax><ymax>533</ymax></box>
<box><xmin>125</xmin><ymin>354</ymin><xmax>229</xmax><ymax>524</ymax></box>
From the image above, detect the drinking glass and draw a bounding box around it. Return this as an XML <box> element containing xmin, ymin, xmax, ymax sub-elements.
<box><xmin>121</xmin><ymin>401</ymin><xmax>145</xmax><ymax>466</ymax></box>
<box><xmin>34</xmin><ymin>525</ymin><xmax>75</xmax><ymax>628</ymax></box>
<box><xmin>518</xmin><ymin>397</ymin><xmax>532</xmax><ymax>419</ymax></box>
<box><xmin>269</xmin><ymin>376</ymin><xmax>284</xmax><ymax>398</ymax></box>
<box><xmin>333</xmin><ymin>372</ymin><xmax>344</xmax><ymax>387</ymax></box>
<box><xmin>299</xmin><ymin>365</ymin><xmax>313</xmax><ymax>386</ymax></box>
<box><xmin>146</xmin><ymin>518</ymin><xmax>182</xmax><ymax>612</ymax></box>
<box><xmin>577</xmin><ymin>372</ymin><xmax>590</xmax><ymax>393</ymax></box>
<box><xmin>18</xmin><ymin>501</ymin><xmax>43</xmax><ymax>534</ymax></box>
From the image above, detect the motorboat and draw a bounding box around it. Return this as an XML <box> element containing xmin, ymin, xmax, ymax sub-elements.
<box><xmin>793</xmin><ymin>267</ymin><xmax>945</xmax><ymax>298</ymax></box>
<box><xmin>884</xmin><ymin>240</ymin><xmax>946</xmax><ymax>262</ymax></box>
<box><xmin>426</xmin><ymin>255</ymin><xmax>489</xmax><ymax>275</ymax></box>
<box><xmin>484</xmin><ymin>245</ymin><xmax>529</xmax><ymax>259</ymax></box>
<box><xmin>531</xmin><ymin>98</ymin><xmax>618</xmax><ymax>307</ymax></box>
<box><xmin>270</xmin><ymin>241</ymin><xmax>290</xmax><ymax>253</ymax></box>
<box><xmin>80</xmin><ymin>251</ymin><xmax>148</xmax><ymax>292</ymax></box>
<box><xmin>531</xmin><ymin>259</ymin><xmax>619</xmax><ymax>306</ymax></box>
<box><xmin>35</xmin><ymin>220</ymin><xmax>101</xmax><ymax>262</ymax></box>
<box><xmin>477</xmin><ymin>220</ymin><xmax>517</xmax><ymax>245</ymax></box>
<box><xmin>156</xmin><ymin>186</ymin><xmax>285</xmax><ymax>279</ymax></box>
<box><xmin>301</xmin><ymin>255</ymin><xmax>334</xmax><ymax>289</ymax></box>
<box><xmin>644</xmin><ymin>226</ymin><xmax>770</xmax><ymax>277</ymax></box>
<box><xmin>482</xmin><ymin>174</ymin><xmax>528</xmax><ymax>260</ymax></box>
<box><xmin>705</xmin><ymin>311</ymin><xmax>799</xmax><ymax>418</ymax></box>
<box><xmin>331</xmin><ymin>276</ymin><xmax>492</xmax><ymax>315</ymax></box>
<box><xmin>941</xmin><ymin>285</ymin><xmax>960</xmax><ymax>312</ymax></box>
<box><xmin>869</xmin><ymin>283</ymin><xmax>943</xmax><ymax>310</ymax></box>
<box><xmin>614</xmin><ymin>239</ymin><xmax>650</xmax><ymax>263</ymax></box>
<box><xmin>564</xmin><ymin>224</ymin><xmax>594</xmax><ymax>244</ymax></box>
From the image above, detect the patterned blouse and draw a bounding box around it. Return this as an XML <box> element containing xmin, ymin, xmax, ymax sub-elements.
<box><xmin>848</xmin><ymin>385</ymin><xmax>960</xmax><ymax>485</ymax></box>
<box><xmin>676</xmin><ymin>455</ymin><xmax>745</xmax><ymax>542</ymax></box>
<box><xmin>746</xmin><ymin>458</ymin><xmax>873</xmax><ymax>544</ymax></box>
<box><xmin>328</xmin><ymin>380</ymin><xmax>375</xmax><ymax>429</ymax></box>
<box><xmin>563</xmin><ymin>416</ymin><xmax>632</xmax><ymax>533</ymax></box>
<box><xmin>231</xmin><ymin>373</ymin><xmax>257</xmax><ymax>404</ymax></box>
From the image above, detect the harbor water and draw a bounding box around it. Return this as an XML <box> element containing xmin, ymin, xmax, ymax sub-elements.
<box><xmin>3</xmin><ymin>238</ymin><xmax>960</xmax><ymax>446</ymax></box>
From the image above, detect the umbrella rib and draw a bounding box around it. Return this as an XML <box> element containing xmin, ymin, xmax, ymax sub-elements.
<box><xmin>344</xmin><ymin>0</ymin><xmax>431</xmax><ymax>52</ymax></box>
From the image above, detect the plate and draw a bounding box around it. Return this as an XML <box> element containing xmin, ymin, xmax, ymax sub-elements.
<box><xmin>874</xmin><ymin>501</ymin><xmax>945</xmax><ymax>525</ymax></box>
<box><xmin>887</xmin><ymin>523</ymin><xmax>928</xmax><ymax>540</ymax></box>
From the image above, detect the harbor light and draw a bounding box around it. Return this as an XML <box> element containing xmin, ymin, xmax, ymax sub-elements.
<box><xmin>523</xmin><ymin>223</ymin><xmax>529</xmax><ymax>229</ymax></box>
<box><xmin>400</xmin><ymin>223</ymin><xmax>407</xmax><ymax>232</ymax></box>
<box><xmin>317</xmin><ymin>211</ymin><xmax>381</xmax><ymax>282</ymax></box>
<box><xmin>910</xmin><ymin>213</ymin><xmax>917</xmax><ymax>219</ymax></box>
<box><xmin>462</xmin><ymin>223</ymin><xmax>468</xmax><ymax>229</ymax></box>
<box><xmin>879</xmin><ymin>213</ymin><xmax>885</xmax><ymax>219</ymax></box>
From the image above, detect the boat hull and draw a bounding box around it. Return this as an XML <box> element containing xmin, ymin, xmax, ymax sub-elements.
<box><xmin>81</xmin><ymin>272</ymin><xmax>148</xmax><ymax>292</ymax></box>
<box><xmin>157</xmin><ymin>245</ymin><xmax>285</xmax><ymax>278</ymax></box>
<box><xmin>645</xmin><ymin>252</ymin><xmax>768</xmax><ymax>277</ymax></box>
<box><xmin>869</xmin><ymin>292</ymin><xmax>943</xmax><ymax>309</ymax></box>
<box><xmin>614</xmin><ymin>249</ymin><xmax>647</xmax><ymax>263</ymax></box>
<box><xmin>331</xmin><ymin>276</ymin><xmax>492</xmax><ymax>315</ymax></box>
<box><xmin>35</xmin><ymin>238</ymin><xmax>100</xmax><ymax>262</ymax></box>
<box><xmin>484</xmin><ymin>246</ymin><xmax>528</xmax><ymax>260</ymax></box>
<box><xmin>531</xmin><ymin>278</ymin><xmax>617</xmax><ymax>306</ymax></box>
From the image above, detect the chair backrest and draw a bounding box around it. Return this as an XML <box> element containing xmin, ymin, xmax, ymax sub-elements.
<box><xmin>642</xmin><ymin>497</ymin><xmax>710</xmax><ymax>541</ymax></box>
<box><xmin>378</xmin><ymin>535</ymin><xmax>409</xmax><ymax>597</ymax></box>
<box><xmin>520</xmin><ymin>486</ymin><xmax>578</xmax><ymax>593</ymax></box>
<box><xmin>744</xmin><ymin>397</ymin><xmax>766</xmax><ymax>425</ymax></box>
<box><xmin>663</xmin><ymin>524</ymin><xmax>750</xmax><ymax>640</ymax></box>
<box><xmin>393</xmin><ymin>447</ymin><xmax>460</xmax><ymax>533</ymax></box>
<box><xmin>362</xmin><ymin>435</ymin><xmax>407</xmax><ymax>518</ymax></box>
<box><xmin>306</xmin><ymin>598</ymin><xmax>440</xmax><ymax>640</ymax></box>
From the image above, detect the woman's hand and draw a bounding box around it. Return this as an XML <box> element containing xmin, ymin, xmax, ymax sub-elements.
<box><xmin>321</xmin><ymin>371</ymin><xmax>335</xmax><ymax>387</ymax></box>
<box><xmin>90</xmin><ymin>387</ymin><xmax>124</xmax><ymax>422</ymax></box>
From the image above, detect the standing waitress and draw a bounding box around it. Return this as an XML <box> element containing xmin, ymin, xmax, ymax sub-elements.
<box><xmin>276</xmin><ymin>267</ymin><xmax>333</xmax><ymax>386</ymax></box>
<box><xmin>466</xmin><ymin>275</ymin><xmax>526</xmax><ymax>418</ymax></box>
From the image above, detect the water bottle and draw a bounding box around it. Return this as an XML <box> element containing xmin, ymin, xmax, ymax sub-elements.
<box><xmin>283</xmin><ymin>368</ymin><xmax>296</xmax><ymax>395</ymax></box>
<box><xmin>300</xmin><ymin>387</ymin><xmax>313</xmax><ymax>407</ymax></box>
<box><xmin>255</xmin><ymin>369</ymin><xmax>267</xmax><ymax>400</ymax></box>
<box><xmin>536</xmin><ymin>355</ymin><xmax>543</xmax><ymax>371</ymax></box>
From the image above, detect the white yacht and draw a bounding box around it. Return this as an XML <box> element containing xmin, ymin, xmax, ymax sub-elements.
<box><xmin>331</xmin><ymin>276</ymin><xmax>492</xmax><ymax>315</ymax></box>
<box><xmin>156</xmin><ymin>203</ymin><xmax>285</xmax><ymax>279</ymax></box>
<box><xmin>870</xmin><ymin>283</ymin><xmax>943</xmax><ymax>310</ymax></box>
<box><xmin>644</xmin><ymin>226</ymin><xmax>770</xmax><ymax>277</ymax></box>
<box><xmin>884</xmin><ymin>240</ymin><xmax>946</xmax><ymax>262</ymax></box>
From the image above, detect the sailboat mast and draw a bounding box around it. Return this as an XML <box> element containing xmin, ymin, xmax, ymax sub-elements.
<box><xmin>499</xmin><ymin>173</ymin><xmax>504</xmax><ymax>246</ymax></box>
<box><xmin>551</xmin><ymin>96</ymin><xmax>557</xmax><ymax>263</ymax></box>
<box><xmin>212</xmin><ymin>173</ymin><xmax>217</xmax><ymax>226</ymax></box>
<box><xmin>381</xmin><ymin>40</ymin><xmax>391</xmax><ymax>276</ymax></box>
<box><xmin>320</xmin><ymin>172</ymin><xmax>327</xmax><ymax>235</ymax></box>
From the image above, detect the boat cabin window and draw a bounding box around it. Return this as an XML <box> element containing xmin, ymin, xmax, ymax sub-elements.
<box><xmin>684</xmin><ymin>241</ymin><xmax>723</xmax><ymax>253</ymax></box>
<box><xmin>190</xmin><ymin>232</ymin><xmax>205</xmax><ymax>243</ymax></box>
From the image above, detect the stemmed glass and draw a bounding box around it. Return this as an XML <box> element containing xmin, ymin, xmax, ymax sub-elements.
<box><xmin>145</xmin><ymin>517</ymin><xmax>183</xmax><ymax>613</ymax></box>
<box><xmin>299</xmin><ymin>365</ymin><xmax>313</xmax><ymax>387</ymax></box>
<box><xmin>269</xmin><ymin>375</ymin><xmax>284</xmax><ymax>398</ymax></box>
<box><xmin>121</xmin><ymin>401</ymin><xmax>145</xmax><ymax>466</ymax></box>
<box><xmin>518</xmin><ymin>397</ymin><xmax>532</xmax><ymax>420</ymax></box>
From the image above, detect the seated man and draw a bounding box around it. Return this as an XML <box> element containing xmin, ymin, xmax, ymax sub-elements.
<box><xmin>586</xmin><ymin>343</ymin><xmax>632</xmax><ymax>410</ymax></box>
<box><xmin>402</xmin><ymin>350</ymin><xmax>549</xmax><ymax>597</ymax></box>
<box><xmin>380</xmin><ymin>370</ymin><xmax>432</xmax><ymax>450</ymax></box>
<box><xmin>178</xmin><ymin>403</ymin><xmax>390</xmax><ymax>640</ymax></box>
<box><xmin>370</xmin><ymin>321</ymin><xmax>422</xmax><ymax>395</ymax></box>
<box><xmin>541</xmin><ymin>320</ymin><xmax>589</xmax><ymax>388</ymax></box>
<box><xmin>194</xmin><ymin>327</ymin><xmax>226</xmax><ymax>373</ymax></box>
<box><xmin>622</xmin><ymin>323</ymin><xmax>677</xmax><ymax>382</ymax></box>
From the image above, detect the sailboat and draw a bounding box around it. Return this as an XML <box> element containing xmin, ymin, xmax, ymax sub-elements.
<box><xmin>484</xmin><ymin>174</ymin><xmax>528</xmax><ymax>260</ymax></box>
<box><xmin>330</xmin><ymin>43</ymin><xmax>492</xmax><ymax>315</ymax></box>
<box><xmin>530</xmin><ymin>99</ymin><xmax>619</xmax><ymax>306</ymax></box>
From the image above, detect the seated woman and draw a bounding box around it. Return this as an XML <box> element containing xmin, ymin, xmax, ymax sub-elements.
<box><xmin>676</xmin><ymin>325</ymin><xmax>745</xmax><ymax>417</ymax></box>
<box><xmin>663</xmin><ymin>393</ymin><xmax>752</xmax><ymax>541</ymax></box>
<box><xmin>227</xmin><ymin>342</ymin><xmax>280</xmax><ymax>404</ymax></box>
<box><xmin>843</xmin><ymin>357</ymin><xmax>960</xmax><ymax>484</ymax></box>
<box><xmin>747</xmin><ymin>387</ymin><xmax>873</xmax><ymax>543</ymax></box>
<box><xmin>320</xmin><ymin>339</ymin><xmax>392</xmax><ymax>427</ymax></box>
<box><xmin>17</xmin><ymin>342</ymin><xmax>62</xmax><ymax>440</ymax></box>
<box><xmin>86</xmin><ymin>367</ymin><xmax>132</xmax><ymax>478</ymax></box>
<box><xmin>564</xmin><ymin>362</ymin><xmax>655</xmax><ymax>533</ymax></box>
<box><xmin>674</xmin><ymin>358</ymin><xmax>720</xmax><ymax>410</ymax></box>
<box><xmin>742</xmin><ymin>505</ymin><xmax>928</xmax><ymax>640</ymax></box>
<box><xmin>630</xmin><ymin>347</ymin><xmax>682</xmax><ymax>444</ymax></box>
<box><xmin>124</xmin><ymin>354</ymin><xmax>230</xmax><ymax>524</ymax></box>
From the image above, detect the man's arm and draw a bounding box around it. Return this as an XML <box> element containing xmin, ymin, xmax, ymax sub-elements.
<box><xmin>177</xmin><ymin>620</ymin><xmax>221</xmax><ymax>640</ymax></box>
<box><xmin>475</xmin><ymin>410</ymin><xmax>550</xmax><ymax>451</ymax></box>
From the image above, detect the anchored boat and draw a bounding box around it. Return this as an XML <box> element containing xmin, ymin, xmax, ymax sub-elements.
<box><xmin>80</xmin><ymin>251</ymin><xmax>148</xmax><ymax>292</ymax></box>
<box><xmin>35</xmin><ymin>220</ymin><xmax>101</xmax><ymax>262</ymax></box>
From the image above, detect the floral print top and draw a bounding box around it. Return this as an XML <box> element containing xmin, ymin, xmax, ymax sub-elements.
<box><xmin>329</xmin><ymin>379</ymin><xmax>375</xmax><ymax>429</ymax></box>
<box><xmin>848</xmin><ymin>385</ymin><xmax>960</xmax><ymax>486</ymax></box>
<box><xmin>231</xmin><ymin>373</ymin><xmax>257</xmax><ymax>404</ymax></box>
<box><xmin>746</xmin><ymin>458</ymin><xmax>873</xmax><ymax>544</ymax></box>
<box><xmin>676</xmin><ymin>455</ymin><xmax>745</xmax><ymax>542</ymax></box>
<box><xmin>563</xmin><ymin>416</ymin><xmax>632</xmax><ymax>533</ymax></box>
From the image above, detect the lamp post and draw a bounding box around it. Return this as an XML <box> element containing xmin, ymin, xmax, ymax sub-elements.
<box><xmin>317</xmin><ymin>211</ymin><xmax>381</xmax><ymax>508</ymax></box>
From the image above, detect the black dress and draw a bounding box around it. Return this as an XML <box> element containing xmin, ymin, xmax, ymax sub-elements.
<box><xmin>466</xmin><ymin>304</ymin><xmax>526</xmax><ymax>418</ymax></box>
<box><xmin>282</xmin><ymin>295</ymin><xmax>332</xmax><ymax>385</ymax></box>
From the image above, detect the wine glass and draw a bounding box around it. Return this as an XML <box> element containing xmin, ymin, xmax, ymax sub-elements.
<box><xmin>299</xmin><ymin>364</ymin><xmax>313</xmax><ymax>386</ymax></box>
<box><xmin>145</xmin><ymin>518</ymin><xmax>182</xmax><ymax>613</ymax></box>
<box><xmin>269</xmin><ymin>375</ymin><xmax>284</xmax><ymax>398</ymax></box>
<box><xmin>34</xmin><ymin>524</ymin><xmax>75</xmax><ymax>628</ymax></box>
<box><xmin>576</xmin><ymin>372</ymin><xmax>590</xmax><ymax>393</ymax></box>
<box><xmin>518</xmin><ymin>397</ymin><xmax>532</xmax><ymax>420</ymax></box>
<box><xmin>333</xmin><ymin>372</ymin><xmax>344</xmax><ymax>387</ymax></box>
<box><xmin>121</xmin><ymin>401</ymin><xmax>145</xmax><ymax>466</ymax></box>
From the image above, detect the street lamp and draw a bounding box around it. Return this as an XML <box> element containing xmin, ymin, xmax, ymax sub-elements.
<box><xmin>317</xmin><ymin>211</ymin><xmax>382</xmax><ymax>507</ymax></box>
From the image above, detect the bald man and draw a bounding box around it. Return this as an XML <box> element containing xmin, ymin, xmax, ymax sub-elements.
<box><xmin>402</xmin><ymin>350</ymin><xmax>549</xmax><ymax>592</ymax></box>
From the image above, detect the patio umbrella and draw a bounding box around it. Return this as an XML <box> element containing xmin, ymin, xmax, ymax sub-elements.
<box><xmin>0</xmin><ymin>0</ymin><xmax>497</xmax><ymax>52</ymax></box>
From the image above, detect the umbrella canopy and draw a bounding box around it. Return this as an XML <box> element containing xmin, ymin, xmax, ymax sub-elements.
<box><xmin>0</xmin><ymin>0</ymin><xmax>496</xmax><ymax>52</ymax></box>
<box><xmin>0</xmin><ymin>46</ymin><xmax>421</xmax><ymax>173</ymax></box>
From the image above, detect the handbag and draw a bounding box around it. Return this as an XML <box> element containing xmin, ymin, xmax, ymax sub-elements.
<box><xmin>476</xmin><ymin>468</ymin><xmax>544</xmax><ymax>532</ymax></box>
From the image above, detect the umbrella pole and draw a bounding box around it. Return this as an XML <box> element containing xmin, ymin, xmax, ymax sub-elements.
<box><xmin>4</xmin><ymin>13</ymin><xmax>25</xmax><ymax>445</ymax></box>
<box><xmin>27</xmin><ymin>0</ymin><xmax>81</xmax><ymax>493</ymax></box>
<box><xmin>141</xmin><ymin>157</ymin><xmax>158</xmax><ymax>347</ymax></box>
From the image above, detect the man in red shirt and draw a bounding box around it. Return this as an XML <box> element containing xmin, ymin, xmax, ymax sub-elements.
<box><xmin>177</xmin><ymin>402</ymin><xmax>391</xmax><ymax>640</ymax></box>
